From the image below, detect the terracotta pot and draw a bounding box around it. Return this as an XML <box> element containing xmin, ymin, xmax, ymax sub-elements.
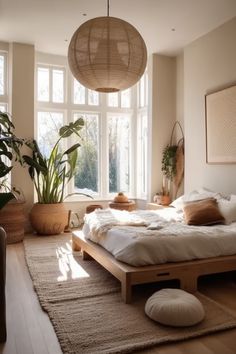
<box><xmin>86</xmin><ymin>204</ymin><xmax>103</xmax><ymax>214</ymax></box>
<box><xmin>114</xmin><ymin>192</ymin><xmax>128</xmax><ymax>203</ymax></box>
<box><xmin>30</xmin><ymin>203</ymin><xmax>68</xmax><ymax>235</ymax></box>
<box><xmin>161</xmin><ymin>195</ymin><xmax>171</xmax><ymax>206</ymax></box>
<box><xmin>0</xmin><ymin>200</ymin><xmax>25</xmax><ymax>244</ymax></box>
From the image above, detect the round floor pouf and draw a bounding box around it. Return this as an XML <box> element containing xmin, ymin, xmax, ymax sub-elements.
<box><xmin>145</xmin><ymin>288</ymin><xmax>205</xmax><ymax>327</ymax></box>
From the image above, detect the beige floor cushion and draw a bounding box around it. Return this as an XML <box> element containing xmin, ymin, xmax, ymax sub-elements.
<box><xmin>145</xmin><ymin>288</ymin><xmax>205</xmax><ymax>327</ymax></box>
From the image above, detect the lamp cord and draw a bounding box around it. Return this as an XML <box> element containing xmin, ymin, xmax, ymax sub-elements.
<box><xmin>107</xmin><ymin>0</ymin><xmax>110</xmax><ymax>16</ymax></box>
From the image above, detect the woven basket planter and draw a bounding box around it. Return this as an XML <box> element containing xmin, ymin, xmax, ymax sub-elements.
<box><xmin>30</xmin><ymin>203</ymin><xmax>68</xmax><ymax>235</ymax></box>
<box><xmin>0</xmin><ymin>200</ymin><xmax>25</xmax><ymax>244</ymax></box>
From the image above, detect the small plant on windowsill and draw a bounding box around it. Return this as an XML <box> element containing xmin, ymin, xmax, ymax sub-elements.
<box><xmin>23</xmin><ymin>116</ymin><xmax>92</xmax><ymax>235</ymax></box>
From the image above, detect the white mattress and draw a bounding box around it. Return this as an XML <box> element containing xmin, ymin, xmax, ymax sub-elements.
<box><xmin>83</xmin><ymin>208</ymin><xmax>236</xmax><ymax>266</ymax></box>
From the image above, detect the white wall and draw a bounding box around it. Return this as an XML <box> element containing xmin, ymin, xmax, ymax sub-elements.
<box><xmin>183</xmin><ymin>17</ymin><xmax>236</xmax><ymax>195</ymax></box>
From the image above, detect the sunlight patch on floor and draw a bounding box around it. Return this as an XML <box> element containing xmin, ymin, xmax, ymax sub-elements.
<box><xmin>56</xmin><ymin>244</ymin><xmax>90</xmax><ymax>281</ymax></box>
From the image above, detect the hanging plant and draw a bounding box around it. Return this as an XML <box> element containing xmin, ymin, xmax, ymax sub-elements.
<box><xmin>161</xmin><ymin>121</ymin><xmax>184</xmax><ymax>197</ymax></box>
<box><xmin>161</xmin><ymin>144</ymin><xmax>178</xmax><ymax>181</ymax></box>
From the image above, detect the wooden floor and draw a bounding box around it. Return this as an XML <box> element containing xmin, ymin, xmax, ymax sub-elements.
<box><xmin>1</xmin><ymin>242</ymin><xmax>236</xmax><ymax>354</ymax></box>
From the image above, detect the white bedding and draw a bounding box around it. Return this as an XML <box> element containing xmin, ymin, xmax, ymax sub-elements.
<box><xmin>83</xmin><ymin>208</ymin><xmax>236</xmax><ymax>266</ymax></box>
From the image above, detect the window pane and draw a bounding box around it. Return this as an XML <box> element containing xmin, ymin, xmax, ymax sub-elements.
<box><xmin>88</xmin><ymin>89</ymin><xmax>99</xmax><ymax>106</ymax></box>
<box><xmin>74</xmin><ymin>80</ymin><xmax>85</xmax><ymax>104</ymax></box>
<box><xmin>108</xmin><ymin>115</ymin><xmax>130</xmax><ymax>193</ymax></box>
<box><xmin>52</xmin><ymin>69</ymin><xmax>64</xmax><ymax>103</ymax></box>
<box><xmin>37</xmin><ymin>67</ymin><xmax>49</xmax><ymax>102</ymax></box>
<box><xmin>139</xmin><ymin>75</ymin><xmax>145</xmax><ymax>107</ymax></box>
<box><xmin>74</xmin><ymin>113</ymin><xmax>99</xmax><ymax>194</ymax></box>
<box><xmin>108</xmin><ymin>92</ymin><xmax>118</xmax><ymax>107</ymax></box>
<box><xmin>145</xmin><ymin>72</ymin><xmax>148</xmax><ymax>106</ymax></box>
<box><xmin>0</xmin><ymin>55</ymin><xmax>4</xmax><ymax>95</ymax></box>
<box><xmin>37</xmin><ymin>111</ymin><xmax>63</xmax><ymax>157</ymax></box>
<box><xmin>121</xmin><ymin>89</ymin><xmax>131</xmax><ymax>108</ymax></box>
<box><xmin>139</xmin><ymin>114</ymin><xmax>148</xmax><ymax>194</ymax></box>
<box><xmin>0</xmin><ymin>104</ymin><xmax>6</xmax><ymax>112</ymax></box>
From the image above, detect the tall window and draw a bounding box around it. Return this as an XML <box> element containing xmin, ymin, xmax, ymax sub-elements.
<box><xmin>73</xmin><ymin>112</ymin><xmax>99</xmax><ymax>195</ymax></box>
<box><xmin>36</xmin><ymin>59</ymin><xmax>147</xmax><ymax>200</ymax></box>
<box><xmin>0</xmin><ymin>55</ymin><xmax>5</xmax><ymax>96</ymax></box>
<box><xmin>137</xmin><ymin>71</ymin><xmax>148</xmax><ymax>198</ymax></box>
<box><xmin>37</xmin><ymin>65</ymin><xmax>65</xmax><ymax>103</ymax></box>
<box><xmin>37</xmin><ymin>111</ymin><xmax>64</xmax><ymax>157</ymax></box>
<box><xmin>0</xmin><ymin>52</ymin><xmax>7</xmax><ymax>111</ymax></box>
<box><xmin>108</xmin><ymin>114</ymin><xmax>131</xmax><ymax>193</ymax></box>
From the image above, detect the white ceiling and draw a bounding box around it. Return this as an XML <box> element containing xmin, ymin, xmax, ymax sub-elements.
<box><xmin>1</xmin><ymin>0</ymin><xmax>236</xmax><ymax>57</ymax></box>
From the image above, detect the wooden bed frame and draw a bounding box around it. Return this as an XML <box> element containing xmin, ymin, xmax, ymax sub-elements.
<box><xmin>72</xmin><ymin>230</ymin><xmax>236</xmax><ymax>303</ymax></box>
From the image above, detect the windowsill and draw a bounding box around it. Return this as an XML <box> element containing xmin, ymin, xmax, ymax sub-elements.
<box><xmin>64</xmin><ymin>196</ymin><xmax>137</xmax><ymax>203</ymax></box>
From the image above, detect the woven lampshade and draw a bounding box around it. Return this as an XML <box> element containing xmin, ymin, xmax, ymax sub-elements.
<box><xmin>68</xmin><ymin>16</ymin><xmax>147</xmax><ymax>92</ymax></box>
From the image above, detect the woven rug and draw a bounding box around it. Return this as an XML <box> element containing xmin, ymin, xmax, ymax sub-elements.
<box><xmin>24</xmin><ymin>234</ymin><xmax>236</xmax><ymax>354</ymax></box>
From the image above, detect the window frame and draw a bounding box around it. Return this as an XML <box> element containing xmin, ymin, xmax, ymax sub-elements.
<box><xmin>106</xmin><ymin>111</ymin><xmax>133</xmax><ymax>197</ymax></box>
<box><xmin>36</xmin><ymin>56</ymin><xmax>147</xmax><ymax>201</ymax></box>
<box><xmin>0</xmin><ymin>51</ymin><xmax>8</xmax><ymax>108</ymax></box>
<box><xmin>37</xmin><ymin>64</ymin><xmax>66</xmax><ymax>105</ymax></box>
<box><xmin>70</xmin><ymin>110</ymin><xmax>101</xmax><ymax>197</ymax></box>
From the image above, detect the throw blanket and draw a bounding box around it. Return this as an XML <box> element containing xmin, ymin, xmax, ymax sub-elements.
<box><xmin>84</xmin><ymin>208</ymin><xmax>183</xmax><ymax>241</ymax></box>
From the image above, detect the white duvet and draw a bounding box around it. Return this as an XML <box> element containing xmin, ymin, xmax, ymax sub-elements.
<box><xmin>83</xmin><ymin>208</ymin><xmax>236</xmax><ymax>266</ymax></box>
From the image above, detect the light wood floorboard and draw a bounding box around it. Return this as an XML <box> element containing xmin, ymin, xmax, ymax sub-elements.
<box><xmin>0</xmin><ymin>242</ymin><xmax>62</xmax><ymax>354</ymax></box>
<box><xmin>1</xmin><ymin>242</ymin><xmax>236</xmax><ymax>354</ymax></box>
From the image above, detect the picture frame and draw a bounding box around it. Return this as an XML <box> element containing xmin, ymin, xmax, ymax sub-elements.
<box><xmin>205</xmin><ymin>84</ymin><xmax>236</xmax><ymax>164</ymax></box>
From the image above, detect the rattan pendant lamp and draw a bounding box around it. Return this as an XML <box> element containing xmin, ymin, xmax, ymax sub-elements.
<box><xmin>68</xmin><ymin>0</ymin><xmax>147</xmax><ymax>92</ymax></box>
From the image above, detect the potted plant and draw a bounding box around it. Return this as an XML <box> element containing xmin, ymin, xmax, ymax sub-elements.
<box><xmin>161</xmin><ymin>121</ymin><xmax>184</xmax><ymax>203</ymax></box>
<box><xmin>23</xmin><ymin>117</ymin><xmax>91</xmax><ymax>235</ymax></box>
<box><xmin>0</xmin><ymin>111</ymin><xmax>25</xmax><ymax>243</ymax></box>
<box><xmin>161</xmin><ymin>145</ymin><xmax>178</xmax><ymax>205</ymax></box>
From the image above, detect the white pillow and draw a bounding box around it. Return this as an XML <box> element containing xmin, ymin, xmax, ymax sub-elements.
<box><xmin>230</xmin><ymin>194</ymin><xmax>236</xmax><ymax>202</ymax></box>
<box><xmin>218</xmin><ymin>200</ymin><xmax>236</xmax><ymax>224</ymax></box>
<box><xmin>170</xmin><ymin>189</ymin><xmax>222</xmax><ymax>211</ymax></box>
<box><xmin>198</xmin><ymin>187</ymin><xmax>229</xmax><ymax>200</ymax></box>
<box><xmin>170</xmin><ymin>191</ymin><xmax>199</xmax><ymax>211</ymax></box>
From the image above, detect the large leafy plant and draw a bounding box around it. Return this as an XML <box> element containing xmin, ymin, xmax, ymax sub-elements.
<box><xmin>23</xmin><ymin>117</ymin><xmax>89</xmax><ymax>203</ymax></box>
<box><xmin>0</xmin><ymin>111</ymin><xmax>24</xmax><ymax>209</ymax></box>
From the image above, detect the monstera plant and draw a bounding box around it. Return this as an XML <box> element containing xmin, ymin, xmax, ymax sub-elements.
<box><xmin>23</xmin><ymin>117</ymin><xmax>92</xmax><ymax>235</ymax></box>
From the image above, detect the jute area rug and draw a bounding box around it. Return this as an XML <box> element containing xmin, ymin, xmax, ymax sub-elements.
<box><xmin>24</xmin><ymin>234</ymin><xmax>236</xmax><ymax>354</ymax></box>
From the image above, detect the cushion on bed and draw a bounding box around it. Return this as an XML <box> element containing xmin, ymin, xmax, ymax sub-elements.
<box><xmin>170</xmin><ymin>189</ymin><xmax>225</xmax><ymax>211</ymax></box>
<box><xmin>230</xmin><ymin>194</ymin><xmax>236</xmax><ymax>202</ymax></box>
<box><xmin>145</xmin><ymin>288</ymin><xmax>205</xmax><ymax>327</ymax></box>
<box><xmin>218</xmin><ymin>200</ymin><xmax>236</xmax><ymax>224</ymax></box>
<box><xmin>183</xmin><ymin>198</ymin><xmax>225</xmax><ymax>226</ymax></box>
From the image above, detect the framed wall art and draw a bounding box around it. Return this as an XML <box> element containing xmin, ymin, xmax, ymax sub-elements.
<box><xmin>205</xmin><ymin>84</ymin><xmax>236</xmax><ymax>164</ymax></box>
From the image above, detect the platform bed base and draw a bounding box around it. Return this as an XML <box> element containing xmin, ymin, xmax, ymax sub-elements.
<box><xmin>72</xmin><ymin>230</ymin><xmax>236</xmax><ymax>303</ymax></box>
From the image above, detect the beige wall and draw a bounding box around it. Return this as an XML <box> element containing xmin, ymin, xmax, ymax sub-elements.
<box><xmin>10</xmin><ymin>43</ymin><xmax>35</xmax><ymax>216</ymax></box>
<box><xmin>147</xmin><ymin>54</ymin><xmax>176</xmax><ymax>202</ymax></box>
<box><xmin>183</xmin><ymin>17</ymin><xmax>236</xmax><ymax>195</ymax></box>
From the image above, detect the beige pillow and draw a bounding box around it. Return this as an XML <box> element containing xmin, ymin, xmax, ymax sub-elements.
<box><xmin>183</xmin><ymin>198</ymin><xmax>225</xmax><ymax>226</ymax></box>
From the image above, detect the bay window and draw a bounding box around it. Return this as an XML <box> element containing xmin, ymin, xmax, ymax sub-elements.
<box><xmin>36</xmin><ymin>59</ymin><xmax>148</xmax><ymax>200</ymax></box>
